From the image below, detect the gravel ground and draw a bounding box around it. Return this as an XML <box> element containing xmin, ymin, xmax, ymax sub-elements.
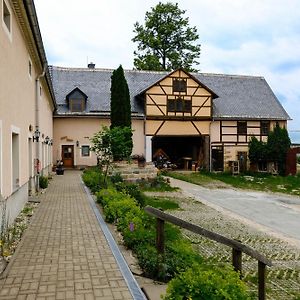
<box><xmin>145</xmin><ymin>190</ymin><xmax>300</xmax><ymax>300</ymax></box>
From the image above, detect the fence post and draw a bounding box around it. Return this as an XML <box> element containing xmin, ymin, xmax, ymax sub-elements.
<box><xmin>156</xmin><ymin>218</ymin><xmax>165</xmax><ymax>255</ymax></box>
<box><xmin>232</xmin><ymin>248</ymin><xmax>242</xmax><ymax>277</ymax></box>
<box><xmin>258</xmin><ymin>261</ymin><xmax>266</xmax><ymax>300</ymax></box>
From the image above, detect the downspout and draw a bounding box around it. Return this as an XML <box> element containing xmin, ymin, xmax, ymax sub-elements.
<box><xmin>35</xmin><ymin>64</ymin><xmax>47</xmax><ymax>192</ymax></box>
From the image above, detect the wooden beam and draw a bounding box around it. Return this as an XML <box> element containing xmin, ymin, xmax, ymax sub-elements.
<box><xmin>144</xmin><ymin>206</ymin><xmax>272</xmax><ymax>267</ymax></box>
<box><xmin>232</xmin><ymin>248</ymin><xmax>242</xmax><ymax>276</ymax></box>
<box><xmin>258</xmin><ymin>261</ymin><xmax>266</xmax><ymax>300</ymax></box>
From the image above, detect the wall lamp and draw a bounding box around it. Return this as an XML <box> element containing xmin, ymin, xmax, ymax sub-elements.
<box><xmin>76</xmin><ymin>141</ymin><xmax>79</xmax><ymax>147</ymax></box>
<box><xmin>33</xmin><ymin>129</ymin><xmax>40</xmax><ymax>142</ymax></box>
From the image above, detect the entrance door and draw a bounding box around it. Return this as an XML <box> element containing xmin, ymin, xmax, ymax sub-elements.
<box><xmin>238</xmin><ymin>152</ymin><xmax>247</xmax><ymax>173</ymax></box>
<box><xmin>211</xmin><ymin>147</ymin><xmax>224</xmax><ymax>171</ymax></box>
<box><xmin>62</xmin><ymin>145</ymin><xmax>74</xmax><ymax>168</ymax></box>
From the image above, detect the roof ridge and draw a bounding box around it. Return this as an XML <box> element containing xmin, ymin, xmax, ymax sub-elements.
<box><xmin>50</xmin><ymin>66</ymin><xmax>115</xmax><ymax>72</ymax></box>
<box><xmin>194</xmin><ymin>72</ymin><xmax>264</xmax><ymax>79</ymax></box>
<box><xmin>50</xmin><ymin>65</ymin><xmax>169</xmax><ymax>75</ymax></box>
<box><xmin>50</xmin><ymin>65</ymin><xmax>264</xmax><ymax>79</ymax></box>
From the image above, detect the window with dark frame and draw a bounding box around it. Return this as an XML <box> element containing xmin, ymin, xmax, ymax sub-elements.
<box><xmin>237</xmin><ymin>121</ymin><xmax>247</xmax><ymax>135</ymax></box>
<box><xmin>173</xmin><ymin>79</ymin><xmax>187</xmax><ymax>93</ymax></box>
<box><xmin>167</xmin><ymin>97</ymin><xmax>191</xmax><ymax>114</ymax></box>
<box><xmin>70</xmin><ymin>99</ymin><xmax>85</xmax><ymax>112</ymax></box>
<box><xmin>3</xmin><ymin>0</ymin><xmax>11</xmax><ymax>32</ymax></box>
<box><xmin>81</xmin><ymin>145</ymin><xmax>90</xmax><ymax>157</ymax></box>
<box><xmin>260</xmin><ymin>121</ymin><xmax>270</xmax><ymax>135</ymax></box>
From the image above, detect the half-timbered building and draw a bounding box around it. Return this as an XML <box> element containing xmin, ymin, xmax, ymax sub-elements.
<box><xmin>51</xmin><ymin>66</ymin><xmax>290</xmax><ymax>172</ymax></box>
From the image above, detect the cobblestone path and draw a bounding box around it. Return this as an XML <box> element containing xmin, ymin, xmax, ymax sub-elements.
<box><xmin>0</xmin><ymin>171</ymin><xmax>134</xmax><ymax>300</ymax></box>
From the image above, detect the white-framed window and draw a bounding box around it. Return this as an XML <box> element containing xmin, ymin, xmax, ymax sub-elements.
<box><xmin>2</xmin><ymin>0</ymin><xmax>12</xmax><ymax>39</ymax></box>
<box><xmin>81</xmin><ymin>145</ymin><xmax>90</xmax><ymax>157</ymax></box>
<box><xmin>11</xmin><ymin>126</ymin><xmax>20</xmax><ymax>192</ymax></box>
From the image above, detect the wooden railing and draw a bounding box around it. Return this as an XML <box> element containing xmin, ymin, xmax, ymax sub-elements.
<box><xmin>145</xmin><ymin>206</ymin><xmax>272</xmax><ymax>300</ymax></box>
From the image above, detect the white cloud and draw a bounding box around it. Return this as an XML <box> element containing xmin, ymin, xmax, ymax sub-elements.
<box><xmin>34</xmin><ymin>0</ymin><xmax>300</xmax><ymax>140</ymax></box>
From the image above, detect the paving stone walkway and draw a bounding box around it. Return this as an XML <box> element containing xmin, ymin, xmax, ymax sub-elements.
<box><xmin>0</xmin><ymin>171</ymin><xmax>134</xmax><ymax>300</ymax></box>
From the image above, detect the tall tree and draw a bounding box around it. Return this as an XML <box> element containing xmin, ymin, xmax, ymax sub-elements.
<box><xmin>267</xmin><ymin>123</ymin><xmax>291</xmax><ymax>175</ymax></box>
<box><xmin>110</xmin><ymin>65</ymin><xmax>133</xmax><ymax>159</ymax></box>
<box><xmin>132</xmin><ymin>2</ymin><xmax>200</xmax><ymax>72</ymax></box>
<box><xmin>110</xmin><ymin>65</ymin><xmax>131</xmax><ymax>128</ymax></box>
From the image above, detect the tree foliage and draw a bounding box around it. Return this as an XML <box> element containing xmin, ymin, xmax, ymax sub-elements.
<box><xmin>132</xmin><ymin>2</ymin><xmax>201</xmax><ymax>72</ymax></box>
<box><xmin>267</xmin><ymin>123</ymin><xmax>291</xmax><ymax>175</ymax></box>
<box><xmin>248</xmin><ymin>124</ymin><xmax>291</xmax><ymax>175</ymax></box>
<box><xmin>110</xmin><ymin>65</ymin><xmax>131</xmax><ymax>128</ymax></box>
<box><xmin>248</xmin><ymin>136</ymin><xmax>267</xmax><ymax>164</ymax></box>
<box><xmin>91</xmin><ymin>126</ymin><xmax>133</xmax><ymax>166</ymax></box>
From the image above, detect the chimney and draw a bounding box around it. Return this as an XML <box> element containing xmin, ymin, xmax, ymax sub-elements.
<box><xmin>87</xmin><ymin>62</ymin><xmax>95</xmax><ymax>69</ymax></box>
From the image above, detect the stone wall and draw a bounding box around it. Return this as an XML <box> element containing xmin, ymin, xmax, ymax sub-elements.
<box><xmin>112</xmin><ymin>162</ymin><xmax>158</xmax><ymax>182</ymax></box>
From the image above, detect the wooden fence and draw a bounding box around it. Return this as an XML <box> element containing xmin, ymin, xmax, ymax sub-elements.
<box><xmin>145</xmin><ymin>206</ymin><xmax>272</xmax><ymax>300</ymax></box>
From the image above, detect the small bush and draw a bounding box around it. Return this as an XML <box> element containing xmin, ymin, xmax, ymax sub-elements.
<box><xmin>138</xmin><ymin>175</ymin><xmax>177</xmax><ymax>192</ymax></box>
<box><xmin>39</xmin><ymin>176</ymin><xmax>48</xmax><ymax>189</ymax></box>
<box><xmin>82</xmin><ymin>167</ymin><xmax>106</xmax><ymax>193</ymax></box>
<box><xmin>110</xmin><ymin>172</ymin><xmax>123</xmax><ymax>184</ymax></box>
<box><xmin>95</xmin><ymin>188</ymin><xmax>124</xmax><ymax>206</ymax></box>
<box><xmin>164</xmin><ymin>264</ymin><xmax>251</xmax><ymax>300</ymax></box>
<box><xmin>115</xmin><ymin>182</ymin><xmax>146</xmax><ymax>207</ymax></box>
<box><xmin>104</xmin><ymin>197</ymin><xmax>139</xmax><ymax>223</ymax></box>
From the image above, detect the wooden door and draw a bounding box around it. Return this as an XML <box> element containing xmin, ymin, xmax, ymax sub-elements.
<box><xmin>62</xmin><ymin>145</ymin><xmax>74</xmax><ymax>168</ymax></box>
<box><xmin>238</xmin><ymin>152</ymin><xmax>247</xmax><ymax>173</ymax></box>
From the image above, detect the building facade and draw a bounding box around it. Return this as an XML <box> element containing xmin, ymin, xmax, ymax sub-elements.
<box><xmin>51</xmin><ymin>66</ymin><xmax>290</xmax><ymax>172</ymax></box>
<box><xmin>0</xmin><ymin>0</ymin><xmax>55</xmax><ymax>223</ymax></box>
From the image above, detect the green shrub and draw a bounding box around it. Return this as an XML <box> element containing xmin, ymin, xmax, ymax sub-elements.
<box><xmin>95</xmin><ymin>188</ymin><xmax>124</xmax><ymax>206</ymax></box>
<box><xmin>82</xmin><ymin>167</ymin><xmax>106</xmax><ymax>193</ymax></box>
<box><xmin>138</xmin><ymin>175</ymin><xmax>177</xmax><ymax>192</ymax></box>
<box><xmin>104</xmin><ymin>197</ymin><xmax>138</xmax><ymax>223</ymax></box>
<box><xmin>163</xmin><ymin>239</ymin><xmax>203</xmax><ymax>280</ymax></box>
<box><xmin>110</xmin><ymin>172</ymin><xmax>123</xmax><ymax>184</ymax></box>
<box><xmin>164</xmin><ymin>264</ymin><xmax>251</xmax><ymax>300</ymax></box>
<box><xmin>39</xmin><ymin>176</ymin><xmax>48</xmax><ymax>189</ymax></box>
<box><xmin>115</xmin><ymin>182</ymin><xmax>146</xmax><ymax>207</ymax></box>
<box><xmin>135</xmin><ymin>244</ymin><xmax>159</xmax><ymax>278</ymax></box>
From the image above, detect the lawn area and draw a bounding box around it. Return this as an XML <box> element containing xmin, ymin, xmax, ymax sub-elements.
<box><xmin>144</xmin><ymin>195</ymin><xmax>180</xmax><ymax>211</ymax></box>
<box><xmin>167</xmin><ymin>171</ymin><xmax>300</xmax><ymax>196</ymax></box>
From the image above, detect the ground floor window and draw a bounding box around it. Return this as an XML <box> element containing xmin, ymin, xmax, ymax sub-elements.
<box><xmin>81</xmin><ymin>145</ymin><xmax>90</xmax><ymax>157</ymax></box>
<box><xmin>12</xmin><ymin>132</ymin><xmax>20</xmax><ymax>191</ymax></box>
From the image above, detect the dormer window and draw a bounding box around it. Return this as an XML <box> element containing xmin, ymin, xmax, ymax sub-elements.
<box><xmin>70</xmin><ymin>99</ymin><xmax>85</xmax><ymax>112</ymax></box>
<box><xmin>173</xmin><ymin>78</ymin><xmax>187</xmax><ymax>93</ymax></box>
<box><xmin>66</xmin><ymin>87</ymin><xmax>88</xmax><ymax>113</ymax></box>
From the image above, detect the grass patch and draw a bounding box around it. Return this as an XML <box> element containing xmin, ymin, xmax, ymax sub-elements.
<box><xmin>168</xmin><ymin>171</ymin><xmax>300</xmax><ymax>196</ymax></box>
<box><xmin>138</xmin><ymin>175</ymin><xmax>178</xmax><ymax>192</ymax></box>
<box><xmin>145</xmin><ymin>196</ymin><xmax>180</xmax><ymax>211</ymax></box>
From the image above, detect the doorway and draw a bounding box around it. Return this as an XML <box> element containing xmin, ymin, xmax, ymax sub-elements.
<box><xmin>152</xmin><ymin>136</ymin><xmax>204</xmax><ymax>169</ymax></box>
<box><xmin>62</xmin><ymin>145</ymin><xmax>74</xmax><ymax>168</ymax></box>
<box><xmin>238</xmin><ymin>151</ymin><xmax>247</xmax><ymax>173</ymax></box>
<box><xmin>211</xmin><ymin>146</ymin><xmax>223</xmax><ymax>171</ymax></box>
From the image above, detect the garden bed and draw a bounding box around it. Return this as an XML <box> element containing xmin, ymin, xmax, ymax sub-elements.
<box><xmin>0</xmin><ymin>200</ymin><xmax>40</xmax><ymax>276</ymax></box>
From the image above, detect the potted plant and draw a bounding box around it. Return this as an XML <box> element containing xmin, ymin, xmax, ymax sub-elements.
<box><xmin>137</xmin><ymin>155</ymin><xmax>146</xmax><ymax>167</ymax></box>
<box><xmin>56</xmin><ymin>160</ymin><xmax>64</xmax><ymax>175</ymax></box>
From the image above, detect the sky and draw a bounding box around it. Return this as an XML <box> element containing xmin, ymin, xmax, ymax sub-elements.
<box><xmin>34</xmin><ymin>0</ymin><xmax>300</xmax><ymax>142</ymax></box>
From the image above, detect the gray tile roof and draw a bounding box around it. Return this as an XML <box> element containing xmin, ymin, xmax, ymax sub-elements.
<box><xmin>50</xmin><ymin>66</ymin><xmax>290</xmax><ymax>120</ymax></box>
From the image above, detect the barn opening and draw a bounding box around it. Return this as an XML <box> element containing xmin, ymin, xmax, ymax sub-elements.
<box><xmin>152</xmin><ymin>136</ymin><xmax>206</xmax><ymax>170</ymax></box>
